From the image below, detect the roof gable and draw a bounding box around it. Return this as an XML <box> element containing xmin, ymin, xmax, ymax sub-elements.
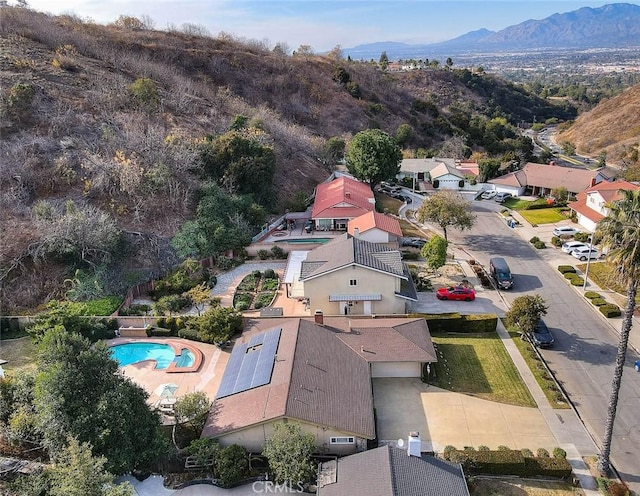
<box><xmin>318</xmin><ymin>445</ymin><xmax>469</xmax><ymax>496</ymax></box>
<box><xmin>300</xmin><ymin>234</ymin><xmax>405</xmax><ymax>280</ymax></box>
<box><xmin>348</xmin><ymin>211</ymin><xmax>403</xmax><ymax>237</ymax></box>
<box><xmin>312</xmin><ymin>177</ymin><xmax>374</xmax><ymax>219</ymax></box>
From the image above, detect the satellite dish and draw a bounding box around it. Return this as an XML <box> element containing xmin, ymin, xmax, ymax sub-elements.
<box><xmin>397</xmin><ymin>438</ymin><xmax>404</xmax><ymax>448</ymax></box>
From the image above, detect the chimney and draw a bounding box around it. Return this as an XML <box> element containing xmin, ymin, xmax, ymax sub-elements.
<box><xmin>407</xmin><ymin>432</ymin><xmax>421</xmax><ymax>457</ymax></box>
<box><xmin>314</xmin><ymin>310</ymin><xmax>324</xmax><ymax>325</ymax></box>
<box><xmin>590</xmin><ymin>177</ymin><xmax>597</xmax><ymax>187</ymax></box>
<box><xmin>353</xmin><ymin>227</ymin><xmax>359</xmax><ymax>238</ymax></box>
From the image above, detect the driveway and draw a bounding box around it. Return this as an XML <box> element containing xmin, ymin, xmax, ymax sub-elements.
<box><xmin>372</xmin><ymin>378</ymin><xmax>558</xmax><ymax>452</ymax></box>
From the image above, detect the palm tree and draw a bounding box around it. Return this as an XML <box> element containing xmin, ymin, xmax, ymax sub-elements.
<box><xmin>595</xmin><ymin>189</ymin><xmax>640</xmax><ymax>476</ymax></box>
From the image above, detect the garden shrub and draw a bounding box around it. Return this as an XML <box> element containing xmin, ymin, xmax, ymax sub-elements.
<box><xmin>401</xmin><ymin>251</ymin><xmax>419</xmax><ymax>260</ymax></box>
<box><xmin>551</xmin><ymin>236</ymin><xmax>562</xmax><ymax>247</ymax></box>
<box><xmin>443</xmin><ymin>445</ymin><xmax>457</xmax><ymax>461</ymax></box>
<box><xmin>252</xmin><ymin>270</ymin><xmax>262</xmax><ymax>278</ymax></box>
<box><xmin>564</xmin><ymin>272</ymin><xmax>578</xmax><ymax>279</ymax></box>
<box><xmin>524</xmin><ymin>199</ymin><xmax>551</xmax><ymax>210</ymax></box>
<box><xmin>599</xmin><ymin>304</ymin><xmax>622</xmax><ymax>318</ymax></box>
<box><xmin>529</xmin><ymin>236</ymin><xmax>540</xmax><ymax>244</ymax></box>
<box><xmin>533</xmin><ymin>240</ymin><xmax>546</xmax><ymax>249</ymax></box>
<box><xmin>257</xmin><ymin>249</ymin><xmax>270</xmax><ymax>260</ymax></box>
<box><xmin>553</xmin><ymin>447</ymin><xmax>567</xmax><ymax>459</ymax></box>
<box><xmin>584</xmin><ymin>291</ymin><xmax>601</xmax><ymax>299</ymax></box>
<box><xmin>270</xmin><ymin>245</ymin><xmax>286</xmax><ymax>259</ymax></box>
<box><xmin>149</xmin><ymin>328</ymin><xmax>172</xmax><ymax>337</ymax></box>
<box><xmin>478</xmin><ymin>445</ymin><xmax>490</xmax><ymax>452</ymax></box>
<box><xmin>557</xmin><ymin>265</ymin><xmax>577</xmax><ymax>274</ymax></box>
<box><xmin>409</xmin><ymin>313</ymin><xmax>497</xmax><ymax>333</ymax></box>
<box><xmin>574</xmin><ymin>232</ymin><xmax>590</xmax><ymax>242</ymax></box>
<box><xmin>497</xmin><ymin>445</ymin><xmax>511</xmax><ymax>451</ymax></box>
<box><xmin>521</xmin><ymin>448</ymin><xmax>534</xmax><ymax>457</ymax></box>
<box><xmin>254</xmin><ymin>292</ymin><xmax>275</xmax><ymax>309</ymax></box>
<box><xmin>178</xmin><ymin>328</ymin><xmax>202</xmax><ymax>342</ymax></box>
<box><xmin>261</xmin><ymin>278</ymin><xmax>279</xmax><ymax>291</ymax></box>
<box><xmin>591</xmin><ymin>298</ymin><xmax>608</xmax><ymax>306</ymax></box>
<box><xmin>569</xmin><ymin>276</ymin><xmax>584</xmax><ymax>286</ymax></box>
<box><xmin>215</xmin><ymin>444</ymin><xmax>249</xmax><ymax>488</ymax></box>
<box><xmin>537</xmin><ymin>448</ymin><xmax>550</xmax><ymax>458</ymax></box>
<box><xmin>80</xmin><ymin>296</ymin><xmax>123</xmax><ymax>316</ymax></box>
<box><xmin>263</xmin><ymin>269</ymin><xmax>277</xmax><ymax>279</ymax></box>
<box><xmin>524</xmin><ymin>457</ymin><xmax>573</xmax><ymax>479</ymax></box>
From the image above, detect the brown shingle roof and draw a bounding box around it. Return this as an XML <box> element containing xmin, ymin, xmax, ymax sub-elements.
<box><xmin>202</xmin><ymin>318</ymin><xmax>375</xmax><ymax>440</ymax></box>
<box><xmin>490</xmin><ymin>162</ymin><xmax>605</xmax><ymax>193</ymax></box>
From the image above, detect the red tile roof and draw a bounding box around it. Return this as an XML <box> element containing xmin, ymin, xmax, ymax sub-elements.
<box><xmin>348</xmin><ymin>211</ymin><xmax>403</xmax><ymax>237</ymax></box>
<box><xmin>569</xmin><ymin>180</ymin><xmax>639</xmax><ymax>223</ymax></box>
<box><xmin>312</xmin><ymin>176</ymin><xmax>374</xmax><ymax>220</ymax></box>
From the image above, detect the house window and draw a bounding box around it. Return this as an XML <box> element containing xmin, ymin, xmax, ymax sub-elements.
<box><xmin>349</xmin><ymin>279</ymin><xmax>357</xmax><ymax>286</ymax></box>
<box><xmin>330</xmin><ymin>436</ymin><xmax>355</xmax><ymax>444</ymax></box>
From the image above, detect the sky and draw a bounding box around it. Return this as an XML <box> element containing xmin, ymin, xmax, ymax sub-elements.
<box><xmin>17</xmin><ymin>0</ymin><xmax>634</xmax><ymax>52</ymax></box>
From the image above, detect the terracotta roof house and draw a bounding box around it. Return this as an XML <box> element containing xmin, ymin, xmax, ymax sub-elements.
<box><xmin>569</xmin><ymin>180</ymin><xmax>639</xmax><ymax>232</ymax></box>
<box><xmin>202</xmin><ymin>316</ymin><xmax>436</xmax><ymax>454</ymax></box>
<box><xmin>294</xmin><ymin>233</ymin><xmax>417</xmax><ymax>315</ymax></box>
<box><xmin>311</xmin><ymin>176</ymin><xmax>375</xmax><ymax>231</ymax></box>
<box><xmin>488</xmin><ymin>162</ymin><xmax>612</xmax><ymax>198</ymax></box>
<box><xmin>317</xmin><ymin>438</ymin><xmax>469</xmax><ymax>496</ymax></box>
<box><xmin>347</xmin><ymin>211</ymin><xmax>403</xmax><ymax>246</ymax></box>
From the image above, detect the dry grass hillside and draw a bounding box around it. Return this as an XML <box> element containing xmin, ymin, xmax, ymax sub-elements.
<box><xmin>0</xmin><ymin>6</ymin><xmax>577</xmax><ymax>312</ymax></box>
<box><xmin>557</xmin><ymin>83</ymin><xmax>640</xmax><ymax>164</ymax></box>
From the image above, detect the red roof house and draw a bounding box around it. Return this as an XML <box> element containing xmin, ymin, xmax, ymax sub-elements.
<box><xmin>569</xmin><ymin>179</ymin><xmax>639</xmax><ymax>232</ymax></box>
<box><xmin>311</xmin><ymin>176</ymin><xmax>375</xmax><ymax>231</ymax></box>
<box><xmin>348</xmin><ymin>211</ymin><xmax>403</xmax><ymax>245</ymax></box>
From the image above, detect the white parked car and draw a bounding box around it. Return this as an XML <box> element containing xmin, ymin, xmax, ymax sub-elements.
<box><xmin>561</xmin><ymin>241</ymin><xmax>588</xmax><ymax>254</ymax></box>
<box><xmin>553</xmin><ymin>226</ymin><xmax>580</xmax><ymax>237</ymax></box>
<box><xmin>481</xmin><ymin>190</ymin><xmax>497</xmax><ymax>199</ymax></box>
<box><xmin>571</xmin><ymin>246</ymin><xmax>599</xmax><ymax>261</ymax></box>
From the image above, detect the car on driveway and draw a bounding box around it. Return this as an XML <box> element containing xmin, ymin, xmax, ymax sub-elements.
<box><xmin>401</xmin><ymin>195</ymin><xmax>413</xmax><ymax>203</ymax></box>
<box><xmin>436</xmin><ymin>286</ymin><xmax>476</xmax><ymax>301</ymax></box>
<box><xmin>572</xmin><ymin>246</ymin><xmax>599</xmax><ymax>261</ymax></box>
<box><xmin>531</xmin><ymin>319</ymin><xmax>554</xmax><ymax>348</ymax></box>
<box><xmin>402</xmin><ymin>237</ymin><xmax>426</xmax><ymax>248</ymax></box>
<box><xmin>481</xmin><ymin>190</ymin><xmax>497</xmax><ymax>199</ymax></box>
<box><xmin>553</xmin><ymin>226</ymin><xmax>580</xmax><ymax>237</ymax></box>
<box><xmin>561</xmin><ymin>241</ymin><xmax>588</xmax><ymax>254</ymax></box>
<box><xmin>494</xmin><ymin>192</ymin><xmax>513</xmax><ymax>203</ymax></box>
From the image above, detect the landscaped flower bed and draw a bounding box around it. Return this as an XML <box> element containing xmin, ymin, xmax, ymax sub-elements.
<box><xmin>233</xmin><ymin>270</ymin><xmax>280</xmax><ymax>310</ymax></box>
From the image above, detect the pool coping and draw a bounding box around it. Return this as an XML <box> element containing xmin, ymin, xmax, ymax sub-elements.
<box><xmin>108</xmin><ymin>338</ymin><xmax>204</xmax><ymax>373</ymax></box>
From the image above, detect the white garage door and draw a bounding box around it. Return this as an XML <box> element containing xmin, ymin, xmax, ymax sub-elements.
<box><xmin>371</xmin><ymin>362</ymin><xmax>421</xmax><ymax>378</ymax></box>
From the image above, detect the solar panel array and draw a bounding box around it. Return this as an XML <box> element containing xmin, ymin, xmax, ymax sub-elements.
<box><xmin>215</xmin><ymin>327</ymin><xmax>282</xmax><ymax>399</ymax></box>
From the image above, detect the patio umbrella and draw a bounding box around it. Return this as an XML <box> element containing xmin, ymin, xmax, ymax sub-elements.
<box><xmin>155</xmin><ymin>382</ymin><xmax>179</xmax><ymax>398</ymax></box>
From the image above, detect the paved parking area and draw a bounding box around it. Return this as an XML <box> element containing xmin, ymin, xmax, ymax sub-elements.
<box><xmin>373</xmin><ymin>378</ymin><xmax>558</xmax><ymax>452</ymax></box>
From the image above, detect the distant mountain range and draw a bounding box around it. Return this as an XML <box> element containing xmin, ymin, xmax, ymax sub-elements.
<box><xmin>343</xmin><ymin>3</ymin><xmax>640</xmax><ymax>60</ymax></box>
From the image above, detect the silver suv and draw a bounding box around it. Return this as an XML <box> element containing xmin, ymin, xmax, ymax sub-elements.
<box><xmin>494</xmin><ymin>192</ymin><xmax>512</xmax><ymax>203</ymax></box>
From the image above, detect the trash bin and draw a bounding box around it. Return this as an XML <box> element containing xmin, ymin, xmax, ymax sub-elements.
<box><xmin>635</xmin><ymin>360</ymin><xmax>640</xmax><ymax>372</ymax></box>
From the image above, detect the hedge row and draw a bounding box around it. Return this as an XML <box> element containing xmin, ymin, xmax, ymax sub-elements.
<box><xmin>445</xmin><ymin>449</ymin><xmax>572</xmax><ymax>478</ymax></box>
<box><xmin>409</xmin><ymin>313</ymin><xmax>498</xmax><ymax>333</ymax></box>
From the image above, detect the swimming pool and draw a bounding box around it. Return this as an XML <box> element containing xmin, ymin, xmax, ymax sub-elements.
<box><xmin>110</xmin><ymin>343</ymin><xmax>195</xmax><ymax>369</ymax></box>
<box><xmin>274</xmin><ymin>238</ymin><xmax>332</xmax><ymax>244</ymax></box>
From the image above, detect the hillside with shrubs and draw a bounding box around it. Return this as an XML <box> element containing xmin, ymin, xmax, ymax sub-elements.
<box><xmin>0</xmin><ymin>6</ymin><xmax>577</xmax><ymax>312</ymax></box>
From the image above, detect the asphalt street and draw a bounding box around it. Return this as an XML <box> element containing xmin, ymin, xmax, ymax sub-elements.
<box><xmin>441</xmin><ymin>197</ymin><xmax>640</xmax><ymax>493</ymax></box>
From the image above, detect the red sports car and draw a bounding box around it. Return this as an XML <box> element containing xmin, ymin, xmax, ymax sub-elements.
<box><xmin>436</xmin><ymin>286</ymin><xmax>476</xmax><ymax>301</ymax></box>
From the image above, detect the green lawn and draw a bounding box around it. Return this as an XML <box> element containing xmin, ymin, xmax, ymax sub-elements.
<box><xmin>0</xmin><ymin>336</ymin><xmax>37</xmax><ymax>372</ymax></box>
<box><xmin>518</xmin><ymin>208</ymin><xmax>566</xmax><ymax>225</ymax></box>
<box><xmin>429</xmin><ymin>332</ymin><xmax>536</xmax><ymax>407</ymax></box>
<box><xmin>502</xmin><ymin>198</ymin><xmax>531</xmax><ymax>210</ymax></box>
<box><xmin>508</xmin><ymin>331</ymin><xmax>570</xmax><ymax>409</ymax></box>
<box><xmin>576</xmin><ymin>261</ymin><xmax>640</xmax><ymax>303</ymax></box>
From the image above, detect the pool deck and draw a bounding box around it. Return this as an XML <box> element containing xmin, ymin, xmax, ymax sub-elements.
<box><xmin>109</xmin><ymin>337</ymin><xmax>230</xmax><ymax>412</ymax></box>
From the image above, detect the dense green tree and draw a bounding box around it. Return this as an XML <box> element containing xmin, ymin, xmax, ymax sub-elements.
<box><xmin>174</xmin><ymin>391</ymin><xmax>211</xmax><ymax>437</ymax></box>
<box><xmin>215</xmin><ymin>444</ymin><xmax>249</xmax><ymax>488</ymax></box>
<box><xmin>416</xmin><ymin>190</ymin><xmax>476</xmax><ymax>242</ymax></box>
<box><xmin>48</xmin><ymin>437</ymin><xmax>135</xmax><ymax>496</ymax></box>
<box><xmin>561</xmin><ymin>141</ymin><xmax>576</xmax><ymax>155</ymax></box>
<box><xmin>346</xmin><ymin>129</ymin><xmax>402</xmax><ymax>187</ymax></box>
<box><xmin>34</xmin><ymin>328</ymin><xmax>165</xmax><ymax>474</ymax></box>
<box><xmin>332</xmin><ymin>66</ymin><xmax>350</xmax><ymax>85</ymax></box>
<box><xmin>395</xmin><ymin>123</ymin><xmax>413</xmax><ymax>146</ymax></box>
<box><xmin>192</xmin><ymin>306</ymin><xmax>243</xmax><ymax>344</ymax></box>
<box><xmin>262</xmin><ymin>422</ymin><xmax>315</xmax><ymax>486</ymax></box>
<box><xmin>477</xmin><ymin>158</ymin><xmax>502</xmax><ymax>183</ymax></box>
<box><xmin>505</xmin><ymin>294</ymin><xmax>548</xmax><ymax>338</ymax></box>
<box><xmin>595</xmin><ymin>189</ymin><xmax>640</xmax><ymax>476</ymax></box>
<box><xmin>379</xmin><ymin>51</ymin><xmax>389</xmax><ymax>71</ymax></box>
<box><xmin>171</xmin><ymin>183</ymin><xmax>265</xmax><ymax>258</ymax></box>
<box><xmin>421</xmin><ymin>235</ymin><xmax>448</xmax><ymax>270</ymax></box>
<box><xmin>320</xmin><ymin>136</ymin><xmax>346</xmax><ymax>166</ymax></box>
<box><xmin>198</xmin><ymin>131</ymin><xmax>276</xmax><ymax>205</ymax></box>
<box><xmin>27</xmin><ymin>300</ymin><xmax>113</xmax><ymax>343</ymax></box>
